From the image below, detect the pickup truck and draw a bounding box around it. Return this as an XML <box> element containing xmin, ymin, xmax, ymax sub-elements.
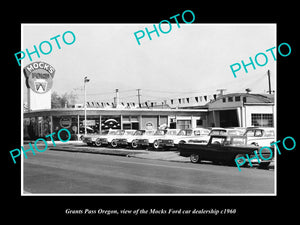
<box><xmin>244</xmin><ymin>127</ymin><xmax>275</xmax><ymax>146</ymax></box>
<box><xmin>178</xmin><ymin>135</ymin><xmax>273</xmax><ymax>168</ymax></box>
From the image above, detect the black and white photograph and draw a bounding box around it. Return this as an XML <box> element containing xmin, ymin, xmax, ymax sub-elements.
<box><xmin>21</xmin><ymin>23</ymin><xmax>276</xmax><ymax>195</ymax></box>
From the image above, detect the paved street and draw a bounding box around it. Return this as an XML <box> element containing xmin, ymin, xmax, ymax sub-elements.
<box><xmin>23</xmin><ymin>146</ymin><xmax>275</xmax><ymax>194</ymax></box>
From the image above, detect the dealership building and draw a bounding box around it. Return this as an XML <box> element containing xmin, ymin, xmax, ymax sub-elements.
<box><xmin>23</xmin><ymin>93</ymin><xmax>274</xmax><ymax>140</ymax></box>
<box><xmin>23</xmin><ymin>61</ymin><xmax>275</xmax><ymax>140</ymax></box>
<box><xmin>23</xmin><ymin>107</ymin><xmax>209</xmax><ymax>140</ymax></box>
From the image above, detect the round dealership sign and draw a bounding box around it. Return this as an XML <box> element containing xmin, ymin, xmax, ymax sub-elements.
<box><xmin>23</xmin><ymin>61</ymin><xmax>55</xmax><ymax>94</ymax></box>
<box><xmin>145</xmin><ymin>122</ymin><xmax>154</xmax><ymax>130</ymax></box>
<box><xmin>59</xmin><ymin>117</ymin><xmax>72</xmax><ymax>128</ymax></box>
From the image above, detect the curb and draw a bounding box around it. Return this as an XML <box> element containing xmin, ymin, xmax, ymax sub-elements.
<box><xmin>49</xmin><ymin>146</ymin><xmax>147</xmax><ymax>157</ymax></box>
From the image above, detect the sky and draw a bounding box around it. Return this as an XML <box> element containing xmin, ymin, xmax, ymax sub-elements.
<box><xmin>22</xmin><ymin>23</ymin><xmax>276</xmax><ymax>105</ymax></box>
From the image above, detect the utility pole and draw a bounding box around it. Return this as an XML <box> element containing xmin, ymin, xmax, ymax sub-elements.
<box><xmin>267</xmin><ymin>70</ymin><xmax>272</xmax><ymax>94</ymax></box>
<box><xmin>84</xmin><ymin>76</ymin><xmax>90</xmax><ymax>136</ymax></box>
<box><xmin>137</xmin><ymin>89</ymin><xmax>141</xmax><ymax>107</ymax></box>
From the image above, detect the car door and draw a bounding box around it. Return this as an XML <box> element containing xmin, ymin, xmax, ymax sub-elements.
<box><xmin>205</xmin><ymin>136</ymin><xmax>227</xmax><ymax>161</ymax></box>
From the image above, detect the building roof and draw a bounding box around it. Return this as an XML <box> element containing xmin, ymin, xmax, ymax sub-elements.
<box><xmin>23</xmin><ymin>107</ymin><xmax>208</xmax><ymax>118</ymax></box>
<box><xmin>215</xmin><ymin>93</ymin><xmax>274</xmax><ymax>104</ymax></box>
<box><xmin>205</xmin><ymin>92</ymin><xmax>274</xmax><ymax>110</ymax></box>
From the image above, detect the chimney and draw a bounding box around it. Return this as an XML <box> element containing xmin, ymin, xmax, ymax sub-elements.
<box><xmin>114</xmin><ymin>89</ymin><xmax>119</xmax><ymax>108</ymax></box>
<box><xmin>216</xmin><ymin>89</ymin><xmax>226</xmax><ymax>96</ymax></box>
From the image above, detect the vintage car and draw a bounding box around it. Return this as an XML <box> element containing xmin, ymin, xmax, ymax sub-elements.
<box><xmin>157</xmin><ymin>128</ymin><xmax>211</xmax><ymax>150</ymax></box>
<box><xmin>130</xmin><ymin>130</ymin><xmax>157</xmax><ymax>149</ymax></box>
<box><xmin>187</xmin><ymin>127</ymin><xmax>244</xmax><ymax>144</ymax></box>
<box><xmin>151</xmin><ymin>129</ymin><xmax>180</xmax><ymax>149</ymax></box>
<box><xmin>244</xmin><ymin>127</ymin><xmax>275</xmax><ymax>146</ymax></box>
<box><xmin>110</xmin><ymin>129</ymin><xmax>140</xmax><ymax>148</ymax></box>
<box><xmin>179</xmin><ymin>135</ymin><xmax>274</xmax><ymax>168</ymax></box>
<box><xmin>81</xmin><ymin>130</ymin><xmax>117</xmax><ymax>146</ymax></box>
<box><xmin>106</xmin><ymin>130</ymin><xmax>136</xmax><ymax>148</ymax></box>
<box><xmin>84</xmin><ymin>129</ymin><xmax>136</xmax><ymax>147</ymax></box>
<box><xmin>132</xmin><ymin>129</ymin><xmax>180</xmax><ymax>150</ymax></box>
<box><xmin>82</xmin><ymin>129</ymin><xmax>120</xmax><ymax>146</ymax></box>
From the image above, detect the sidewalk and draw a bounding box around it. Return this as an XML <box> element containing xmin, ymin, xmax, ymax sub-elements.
<box><xmin>23</xmin><ymin>140</ymin><xmax>82</xmax><ymax>145</ymax></box>
<box><xmin>50</xmin><ymin>144</ymin><xmax>148</xmax><ymax>157</ymax></box>
<box><xmin>49</xmin><ymin>143</ymin><xmax>189</xmax><ymax>162</ymax></box>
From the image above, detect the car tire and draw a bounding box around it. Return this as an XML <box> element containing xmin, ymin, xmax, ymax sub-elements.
<box><xmin>111</xmin><ymin>140</ymin><xmax>118</xmax><ymax>148</ymax></box>
<box><xmin>178</xmin><ymin>140</ymin><xmax>186</xmax><ymax>146</ymax></box>
<box><xmin>131</xmin><ymin>140</ymin><xmax>138</xmax><ymax>149</ymax></box>
<box><xmin>190</xmin><ymin>154</ymin><xmax>201</xmax><ymax>163</ymax></box>
<box><xmin>153</xmin><ymin>140</ymin><xmax>159</xmax><ymax>150</ymax></box>
<box><xmin>234</xmin><ymin>154</ymin><xmax>247</xmax><ymax>166</ymax></box>
<box><xmin>258</xmin><ymin>162</ymin><xmax>271</xmax><ymax>169</ymax></box>
<box><xmin>95</xmin><ymin>138</ymin><xmax>102</xmax><ymax>147</ymax></box>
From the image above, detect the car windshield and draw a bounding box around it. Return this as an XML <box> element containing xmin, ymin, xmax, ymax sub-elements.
<box><xmin>245</xmin><ymin>129</ymin><xmax>263</xmax><ymax>137</ymax></box>
<box><xmin>107</xmin><ymin>130</ymin><xmax>120</xmax><ymax>135</ymax></box>
<box><xmin>166</xmin><ymin>130</ymin><xmax>179</xmax><ymax>135</ymax></box>
<box><xmin>134</xmin><ymin>130</ymin><xmax>145</xmax><ymax>136</ymax></box>
<box><xmin>227</xmin><ymin>130</ymin><xmax>244</xmax><ymax>136</ymax></box>
<box><xmin>154</xmin><ymin>130</ymin><xmax>166</xmax><ymax>135</ymax></box>
<box><xmin>145</xmin><ymin>130</ymin><xmax>155</xmax><ymax>135</ymax></box>
<box><xmin>114</xmin><ymin>130</ymin><xmax>125</xmax><ymax>135</ymax></box>
<box><xmin>177</xmin><ymin>130</ymin><xmax>193</xmax><ymax>136</ymax></box>
<box><xmin>125</xmin><ymin>130</ymin><xmax>136</xmax><ymax>135</ymax></box>
<box><xmin>210</xmin><ymin>130</ymin><xmax>227</xmax><ymax>135</ymax></box>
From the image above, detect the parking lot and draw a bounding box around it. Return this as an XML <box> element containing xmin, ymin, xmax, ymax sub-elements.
<box><xmin>23</xmin><ymin>141</ymin><xmax>275</xmax><ymax>194</ymax></box>
<box><xmin>49</xmin><ymin>142</ymin><xmax>274</xmax><ymax>170</ymax></box>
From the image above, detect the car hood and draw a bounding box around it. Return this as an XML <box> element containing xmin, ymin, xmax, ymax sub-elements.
<box><xmin>159</xmin><ymin>135</ymin><xmax>189</xmax><ymax>140</ymax></box>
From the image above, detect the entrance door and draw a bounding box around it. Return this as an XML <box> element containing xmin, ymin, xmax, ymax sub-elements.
<box><xmin>132</xmin><ymin>122</ymin><xmax>139</xmax><ymax>130</ymax></box>
<box><xmin>219</xmin><ymin>110</ymin><xmax>239</xmax><ymax>127</ymax></box>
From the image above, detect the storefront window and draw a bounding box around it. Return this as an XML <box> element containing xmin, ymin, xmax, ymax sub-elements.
<box><xmin>101</xmin><ymin>116</ymin><xmax>121</xmax><ymax>131</ymax></box>
<box><xmin>177</xmin><ymin>120</ymin><xmax>191</xmax><ymax>129</ymax></box>
<box><xmin>251</xmin><ymin>113</ymin><xmax>273</xmax><ymax>127</ymax></box>
<box><xmin>122</xmin><ymin>116</ymin><xmax>140</xmax><ymax>130</ymax></box>
<box><xmin>23</xmin><ymin>118</ymin><xmax>31</xmax><ymax>140</ymax></box>
<box><xmin>42</xmin><ymin>116</ymin><xmax>51</xmax><ymax>136</ymax></box>
<box><xmin>26</xmin><ymin>117</ymin><xmax>38</xmax><ymax>139</ymax></box>
<box><xmin>79</xmin><ymin>116</ymin><xmax>100</xmax><ymax>134</ymax></box>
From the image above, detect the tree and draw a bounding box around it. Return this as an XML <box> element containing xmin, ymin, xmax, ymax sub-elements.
<box><xmin>51</xmin><ymin>91</ymin><xmax>78</xmax><ymax>108</ymax></box>
<box><xmin>51</xmin><ymin>91</ymin><xmax>62</xmax><ymax>108</ymax></box>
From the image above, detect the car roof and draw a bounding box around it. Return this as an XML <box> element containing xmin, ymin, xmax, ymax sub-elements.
<box><xmin>210</xmin><ymin>127</ymin><xmax>227</xmax><ymax>130</ymax></box>
<box><xmin>246</xmin><ymin>127</ymin><xmax>274</xmax><ymax>131</ymax></box>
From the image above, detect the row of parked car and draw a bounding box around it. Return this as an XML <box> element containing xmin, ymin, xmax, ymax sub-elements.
<box><xmin>82</xmin><ymin>127</ymin><xmax>275</xmax><ymax>151</ymax></box>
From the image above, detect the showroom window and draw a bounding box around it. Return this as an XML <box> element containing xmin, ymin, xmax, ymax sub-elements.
<box><xmin>251</xmin><ymin>113</ymin><xmax>273</xmax><ymax>127</ymax></box>
<box><xmin>122</xmin><ymin>116</ymin><xmax>140</xmax><ymax>130</ymax></box>
<box><xmin>177</xmin><ymin>120</ymin><xmax>191</xmax><ymax>129</ymax></box>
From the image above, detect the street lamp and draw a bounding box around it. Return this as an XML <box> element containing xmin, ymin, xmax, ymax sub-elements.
<box><xmin>84</xmin><ymin>76</ymin><xmax>90</xmax><ymax>136</ymax></box>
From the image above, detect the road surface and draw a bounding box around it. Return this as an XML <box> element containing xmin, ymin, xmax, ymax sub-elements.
<box><xmin>23</xmin><ymin>148</ymin><xmax>275</xmax><ymax>194</ymax></box>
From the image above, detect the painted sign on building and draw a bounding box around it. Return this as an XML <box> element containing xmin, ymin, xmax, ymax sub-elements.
<box><xmin>23</xmin><ymin>61</ymin><xmax>55</xmax><ymax>94</ymax></box>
